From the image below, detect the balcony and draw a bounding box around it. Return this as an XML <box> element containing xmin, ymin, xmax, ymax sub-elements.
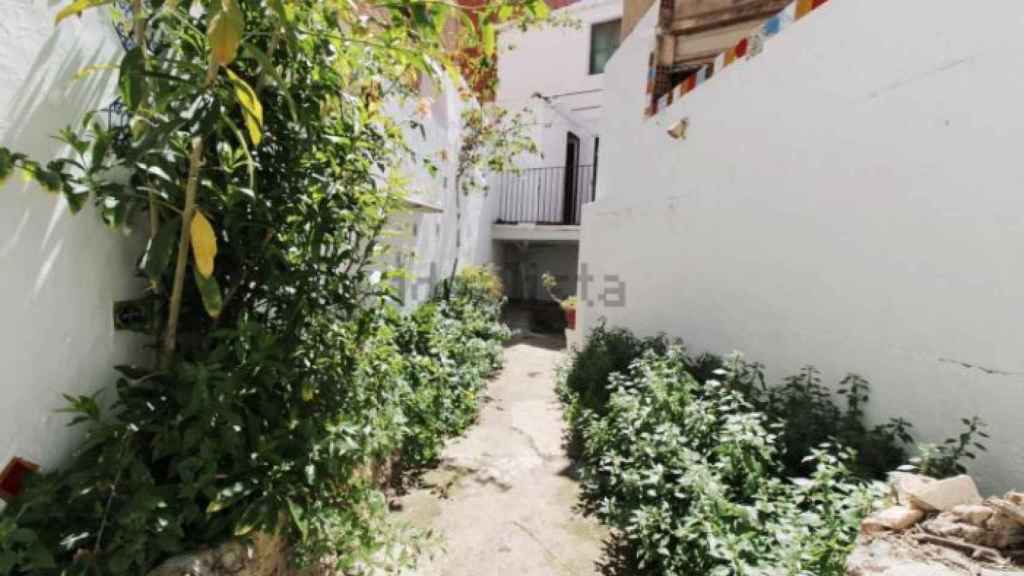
<box><xmin>495</xmin><ymin>165</ymin><xmax>596</xmax><ymax>227</ymax></box>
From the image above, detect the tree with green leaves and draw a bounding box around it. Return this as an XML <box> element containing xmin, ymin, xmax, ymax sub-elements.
<box><xmin>0</xmin><ymin>0</ymin><xmax>549</xmax><ymax>573</ymax></box>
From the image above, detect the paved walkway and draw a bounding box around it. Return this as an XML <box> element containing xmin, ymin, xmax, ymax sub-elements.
<box><xmin>397</xmin><ymin>334</ymin><xmax>607</xmax><ymax>576</ymax></box>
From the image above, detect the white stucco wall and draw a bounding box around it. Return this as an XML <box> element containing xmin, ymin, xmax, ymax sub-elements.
<box><xmin>496</xmin><ymin>0</ymin><xmax>620</xmax><ymax>174</ymax></box>
<box><xmin>497</xmin><ymin>0</ymin><xmax>621</xmax><ymax>129</ymax></box>
<box><xmin>1</xmin><ymin>4</ymin><xmax>147</xmax><ymax>478</ymax></box>
<box><xmin>594</xmin><ymin>2</ymin><xmax>657</xmax><ymax>201</ymax></box>
<box><xmin>386</xmin><ymin>79</ymin><xmax>499</xmax><ymax>307</ymax></box>
<box><xmin>582</xmin><ymin>0</ymin><xmax>1024</xmax><ymax>492</ymax></box>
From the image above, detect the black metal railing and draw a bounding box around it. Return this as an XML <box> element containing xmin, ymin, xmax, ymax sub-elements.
<box><xmin>495</xmin><ymin>165</ymin><xmax>596</xmax><ymax>226</ymax></box>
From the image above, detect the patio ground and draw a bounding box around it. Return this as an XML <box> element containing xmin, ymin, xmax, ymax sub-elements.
<box><xmin>395</xmin><ymin>333</ymin><xmax>607</xmax><ymax>576</ymax></box>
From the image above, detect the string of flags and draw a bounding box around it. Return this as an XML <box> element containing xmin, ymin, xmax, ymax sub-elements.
<box><xmin>644</xmin><ymin>0</ymin><xmax>831</xmax><ymax>118</ymax></box>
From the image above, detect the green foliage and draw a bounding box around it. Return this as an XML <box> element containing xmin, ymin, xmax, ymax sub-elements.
<box><xmin>540</xmin><ymin>271</ymin><xmax>578</xmax><ymax>310</ymax></box>
<box><xmin>560</xmin><ymin>327</ymin><xmax>990</xmax><ymax>575</ymax></box>
<box><xmin>456</xmin><ymin>106</ymin><xmax>539</xmax><ymax>194</ymax></box>
<box><xmin>0</xmin><ymin>282</ymin><xmax>509</xmax><ymax>575</ymax></box>
<box><xmin>575</xmin><ymin>350</ymin><xmax>881</xmax><ymax>575</ymax></box>
<box><xmin>912</xmin><ymin>416</ymin><xmax>989</xmax><ymax>478</ymax></box>
<box><xmin>396</xmin><ymin>266</ymin><xmax>511</xmax><ymax>469</ymax></box>
<box><xmin>755</xmin><ymin>368</ymin><xmax>915</xmax><ymax>478</ymax></box>
<box><xmin>556</xmin><ymin>324</ymin><xmax>669</xmax><ymax>454</ymax></box>
<box><xmin>0</xmin><ymin>0</ymin><xmax>541</xmax><ymax>573</ymax></box>
<box><xmin>446</xmin><ymin>104</ymin><xmax>540</xmax><ymax>285</ymax></box>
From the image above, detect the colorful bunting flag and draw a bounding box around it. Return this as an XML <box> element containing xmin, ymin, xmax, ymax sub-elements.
<box><xmin>645</xmin><ymin>0</ymin><xmax>834</xmax><ymax>119</ymax></box>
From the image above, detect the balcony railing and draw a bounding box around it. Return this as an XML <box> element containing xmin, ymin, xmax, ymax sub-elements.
<box><xmin>495</xmin><ymin>165</ymin><xmax>596</xmax><ymax>226</ymax></box>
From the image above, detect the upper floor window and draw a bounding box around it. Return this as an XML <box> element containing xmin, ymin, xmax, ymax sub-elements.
<box><xmin>589</xmin><ymin>19</ymin><xmax>622</xmax><ymax>75</ymax></box>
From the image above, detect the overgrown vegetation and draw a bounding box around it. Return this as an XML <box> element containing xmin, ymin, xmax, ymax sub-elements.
<box><xmin>1</xmin><ymin>268</ymin><xmax>509</xmax><ymax>575</ymax></box>
<box><xmin>559</xmin><ymin>324</ymin><xmax>989</xmax><ymax>576</ymax></box>
<box><xmin>396</xmin><ymin>267</ymin><xmax>511</xmax><ymax>470</ymax></box>
<box><xmin>0</xmin><ymin>0</ymin><xmax>546</xmax><ymax>572</ymax></box>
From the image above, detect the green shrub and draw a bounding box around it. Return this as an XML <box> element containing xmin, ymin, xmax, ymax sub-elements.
<box><xmin>396</xmin><ymin>267</ymin><xmax>510</xmax><ymax>469</ymax></box>
<box><xmin>912</xmin><ymin>416</ymin><xmax>989</xmax><ymax>478</ymax></box>
<box><xmin>0</xmin><ymin>274</ymin><xmax>509</xmax><ymax>575</ymax></box>
<box><xmin>576</xmin><ymin>350</ymin><xmax>880</xmax><ymax>575</ymax></box>
<box><xmin>561</xmin><ymin>326</ymin><xmax>989</xmax><ymax>575</ymax></box>
<box><xmin>0</xmin><ymin>0</ymin><xmax>545</xmax><ymax>571</ymax></box>
<box><xmin>751</xmin><ymin>368</ymin><xmax>914</xmax><ymax>479</ymax></box>
<box><xmin>557</xmin><ymin>323</ymin><xmax>670</xmax><ymax>455</ymax></box>
<box><xmin>562</xmin><ymin>326</ymin><xmax>970</xmax><ymax>481</ymax></box>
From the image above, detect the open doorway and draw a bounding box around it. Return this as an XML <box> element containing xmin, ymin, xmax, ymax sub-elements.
<box><xmin>562</xmin><ymin>132</ymin><xmax>580</xmax><ymax>224</ymax></box>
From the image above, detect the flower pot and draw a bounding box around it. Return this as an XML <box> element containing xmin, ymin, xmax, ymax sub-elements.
<box><xmin>564</xmin><ymin>307</ymin><xmax>576</xmax><ymax>330</ymax></box>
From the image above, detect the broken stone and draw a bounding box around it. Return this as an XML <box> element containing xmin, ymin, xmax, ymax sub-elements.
<box><xmin>906</xmin><ymin>474</ymin><xmax>982</xmax><ymax>512</ymax></box>
<box><xmin>888</xmin><ymin>472</ymin><xmax>935</xmax><ymax>507</ymax></box>
<box><xmin>1007</xmin><ymin>492</ymin><xmax>1024</xmax><ymax>506</ymax></box>
<box><xmin>951</xmin><ymin>504</ymin><xmax>994</xmax><ymax>526</ymax></box>
<box><xmin>923</xmin><ymin>513</ymin><xmax>987</xmax><ymax>545</ymax></box>
<box><xmin>922</xmin><ymin>509</ymin><xmax>1024</xmax><ymax>550</ymax></box>
<box><xmin>984</xmin><ymin>511</ymin><xmax>1024</xmax><ymax>549</ymax></box>
<box><xmin>862</xmin><ymin>506</ymin><xmax>926</xmax><ymax>534</ymax></box>
<box><xmin>846</xmin><ymin>535</ymin><xmax>1024</xmax><ymax>576</ymax></box>
<box><xmin>988</xmin><ymin>497</ymin><xmax>1024</xmax><ymax>527</ymax></box>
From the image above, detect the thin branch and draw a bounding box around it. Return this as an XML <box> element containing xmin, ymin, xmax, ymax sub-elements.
<box><xmin>159</xmin><ymin>135</ymin><xmax>205</xmax><ymax>369</ymax></box>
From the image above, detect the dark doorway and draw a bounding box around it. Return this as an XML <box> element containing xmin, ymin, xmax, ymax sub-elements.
<box><xmin>562</xmin><ymin>132</ymin><xmax>580</xmax><ymax>225</ymax></box>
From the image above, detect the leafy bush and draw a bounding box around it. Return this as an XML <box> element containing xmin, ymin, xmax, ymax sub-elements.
<box><xmin>577</xmin><ymin>350</ymin><xmax>880</xmax><ymax>575</ymax></box>
<box><xmin>753</xmin><ymin>367</ymin><xmax>914</xmax><ymax>478</ymax></box>
<box><xmin>561</xmin><ymin>326</ymin><xmax>977</xmax><ymax>481</ymax></box>
<box><xmin>557</xmin><ymin>324</ymin><xmax>669</xmax><ymax>455</ymax></box>
<box><xmin>561</xmin><ymin>326</ymin><xmax>989</xmax><ymax>575</ymax></box>
<box><xmin>397</xmin><ymin>266</ymin><xmax>510</xmax><ymax>469</ymax></box>
<box><xmin>912</xmin><ymin>416</ymin><xmax>989</xmax><ymax>478</ymax></box>
<box><xmin>0</xmin><ymin>0</ymin><xmax>543</xmax><ymax>570</ymax></box>
<box><xmin>0</xmin><ymin>274</ymin><xmax>509</xmax><ymax>576</ymax></box>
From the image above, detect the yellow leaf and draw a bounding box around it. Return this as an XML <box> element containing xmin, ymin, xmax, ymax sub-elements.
<box><xmin>208</xmin><ymin>0</ymin><xmax>244</xmax><ymax>66</ymax></box>
<box><xmin>190</xmin><ymin>211</ymin><xmax>217</xmax><ymax>278</ymax></box>
<box><xmin>55</xmin><ymin>0</ymin><xmax>113</xmax><ymax>24</ymax></box>
<box><xmin>226</xmin><ymin>69</ymin><xmax>263</xmax><ymax>145</ymax></box>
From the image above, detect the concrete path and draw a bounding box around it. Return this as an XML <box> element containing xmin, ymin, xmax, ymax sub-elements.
<box><xmin>397</xmin><ymin>334</ymin><xmax>607</xmax><ymax>576</ymax></box>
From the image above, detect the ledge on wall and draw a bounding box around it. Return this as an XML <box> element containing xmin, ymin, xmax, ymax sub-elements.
<box><xmin>492</xmin><ymin>223</ymin><xmax>581</xmax><ymax>242</ymax></box>
<box><xmin>401</xmin><ymin>196</ymin><xmax>444</xmax><ymax>214</ymax></box>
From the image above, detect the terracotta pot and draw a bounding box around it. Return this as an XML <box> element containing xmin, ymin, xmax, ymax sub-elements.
<box><xmin>564</xmin><ymin>307</ymin><xmax>576</xmax><ymax>330</ymax></box>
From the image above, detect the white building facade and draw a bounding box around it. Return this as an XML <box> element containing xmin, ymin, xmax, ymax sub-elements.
<box><xmin>385</xmin><ymin>77</ymin><xmax>501</xmax><ymax>309</ymax></box>
<box><xmin>489</xmin><ymin>0</ymin><xmax>622</xmax><ymax>305</ymax></box>
<box><xmin>580</xmin><ymin>0</ymin><xmax>1024</xmax><ymax>492</ymax></box>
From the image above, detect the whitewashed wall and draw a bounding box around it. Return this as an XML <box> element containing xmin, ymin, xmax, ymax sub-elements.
<box><xmin>497</xmin><ymin>0</ymin><xmax>620</xmax><ymax>170</ymax></box>
<box><xmin>385</xmin><ymin>79</ymin><xmax>498</xmax><ymax>308</ymax></box>
<box><xmin>498</xmin><ymin>0</ymin><xmax>620</xmax><ymax>130</ymax></box>
<box><xmin>582</xmin><ymin>0</ymin><xmax>1024</xmax><ymax>492</ymax></box>
<box><xmin>0</xmin><ymin>4</ymin><xmax>147</xmax><ymax>478</ymax></box>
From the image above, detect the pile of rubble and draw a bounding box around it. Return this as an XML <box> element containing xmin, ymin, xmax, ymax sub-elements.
<box><xmin>848</xmin><ymin>474</ymin><xmax>1024</xmax><ymax>575</ymax></box>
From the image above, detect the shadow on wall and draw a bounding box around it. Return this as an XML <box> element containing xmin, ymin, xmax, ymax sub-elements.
<box><xmin>0</xmin><ymin>15</ymin><xmax>147</xmax><ymax>469</ymax></box>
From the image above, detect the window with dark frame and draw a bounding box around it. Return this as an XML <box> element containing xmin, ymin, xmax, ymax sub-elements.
<box><xmin>589</xmin><ymin>19</ymin><xmax>622</xmax><ymax>75</ymax></box>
